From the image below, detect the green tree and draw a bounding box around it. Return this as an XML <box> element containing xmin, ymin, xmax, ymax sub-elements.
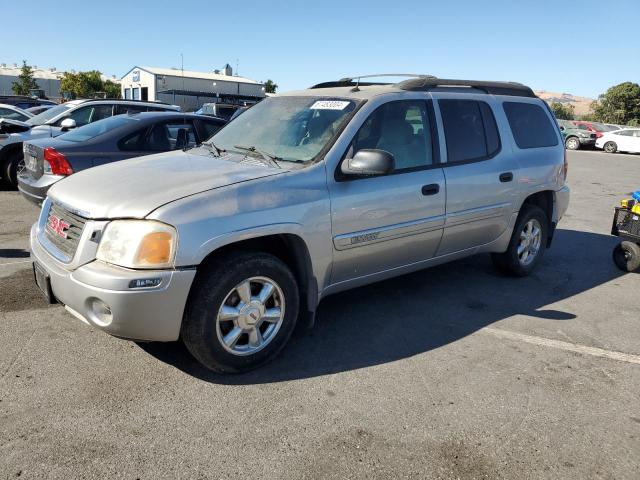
<box><xmin>11</xmin><ymin>60</ymin><xmax>39</xmax><ymax>95</ymax></box>
<box><xmin>591</xmin><ymin>82</ymin><xmax>640</xmax><ymax>125</ymax></box>
<box><xmin>264</xmin><ymin>79</ymin><xmax>278</xmax><ymax>94</ymax></box>
<box><xmin>550</xmin><ymin>102</ymin><xmax>575</xmax><ymax>120</ymax></box>
<box><xmin>59</xmin><ymin>70</ymin><xmax>121</xmax><ymax>99</ymax></box>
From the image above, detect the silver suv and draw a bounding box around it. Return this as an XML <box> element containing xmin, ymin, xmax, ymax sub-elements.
<box><xmin>29</xmin><ymin>75</ymin><xmax>570</xmax><ymax>373</ymax></box>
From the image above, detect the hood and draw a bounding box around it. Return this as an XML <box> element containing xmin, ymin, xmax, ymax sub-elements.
<box><xmin>47</xmin><ymin>149</ymin><xmax>288</xmax><ymax>219</ymax></box>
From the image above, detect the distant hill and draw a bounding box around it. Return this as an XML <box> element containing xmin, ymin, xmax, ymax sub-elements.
<box><xmin>535</xmin><ymin>90</ymin><xmax>595</xmax><ymax>116</ymax></box>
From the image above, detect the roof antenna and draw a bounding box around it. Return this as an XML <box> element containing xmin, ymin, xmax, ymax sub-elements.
<box><xmin>351</xmin><ymin>76</ymin><xmax>360</xmax><ymax>92</ymax></box>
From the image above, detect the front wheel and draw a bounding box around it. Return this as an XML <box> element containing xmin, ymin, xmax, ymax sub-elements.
<box><xmin>612</xmin><ymin>241</ymin><xmax>640</xmax><ymax>272</ymax></box>
<box><xmin>181</xmin><ymin>252</ymin><xmax>299</xmax><ymax>373</ymax></box>
<box><xmin>492</xmin><ymin>205</ymin><xmax>549</xmax><ymax>277</ymax></box>
<box><xmin>603</xmin><ymin>141</ymin><xmax>617</xmax><ymax>154</ymax></box>
<box><xmin>565</xmin><ymin>137</ymin><xmax>580</xmax><ymax>150</ymax></box>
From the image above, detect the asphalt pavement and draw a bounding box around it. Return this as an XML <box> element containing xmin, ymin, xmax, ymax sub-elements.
<box><xmin>1</xmin><ymin>149</ymin><xmax>639</xmax><ymax>479</ymax></box>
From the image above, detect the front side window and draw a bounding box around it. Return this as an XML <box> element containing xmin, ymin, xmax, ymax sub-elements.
<box><xmin>66</xmin><ymin>106</ymin><xmax>94</xmax><ymax>127</ymax></box>
<box><xmin>439</xmin><ymin>99</ymin><xmax>501</xmax><ymax>163</ymax></box>
<box><xmin>209</xmin><ymin>96</ymin><xmax>359</xmax><ymax>163</ymax></box>
<box><xmin>350</xmin><ymin>100</ymin><xmax>433</xmax><ymax>170</ymax></box>
<box><xmin>503</xmin><ymin>102</ymin><xmax>559</xmax><ymax>149</ymax></box>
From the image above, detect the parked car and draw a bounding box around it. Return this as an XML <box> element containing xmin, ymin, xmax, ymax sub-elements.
<box><xmin>0</xmin><ymin>99</ymin><xmax>180</xmax><ymax>187</ymax></box>
<box><xmin>30</xmin><ymin>75</ymin><xmax>569</xmax><ymax>373</ymax></box>
<box><xmin>18</xmin><ymin>112</ymin><xmax>226</xmax><ymax>205</ymax></box>
<box><xmin>557</xmin><ymin>119</ymin><xmax>596</xmax><ymax>150</ymax></box>
<box><xmin>572</xmin><ymin>121</ymin><xmax>618</xmax><ymax>138</ymax></box>
<box><xmin>26</xmin><ymin>105</ymin><xmax>55</xmax><ymax>116</ymax></box>
<box><xmin>596</xmin><ymin>128</ymin><xmax>640</xmax><ymax>154</ymax></box>
<box><xmin>0</xmin><ymin>95</ymin><xmax>56</xmax><ymax>110</ymax></box>
<box><xmin>0</xmin><ymin>103</ymin><xmax>33</xmax><ymax>122</ymax></box>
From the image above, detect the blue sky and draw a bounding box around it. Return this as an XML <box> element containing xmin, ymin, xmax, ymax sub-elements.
<box><xmin>4</xmin><ymin>0</ymin><xmax>639</xmax><ymax>98</ymax></box>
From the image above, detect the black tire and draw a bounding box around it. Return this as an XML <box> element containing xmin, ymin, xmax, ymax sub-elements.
<box><xmin>612</xmin><ymin>241</ymin><xmax>640</xmax><ymax>272</ymax></box>
<box><xmin>603</xmin><ymin>141</ymin><xmax>617</xmax><ymax>154</ymax></box>
<box><xmin>2</xmin><ymin>150</ymin><xmax>24</xmax><ymax>189</ymax></box>
<box><xmin>492</xmin><ymin>205</ymin><xmax>549</xmax><ymax>277</ymax></box>
<box><xmin>181</xmin><ymin>251</ymin><xmax>299</xmax><ymax>373</ymax></box>
<box><xmin>565</xmin><ymin>137</ymin><xmax>580</xmax><ymax>150</ymax></box>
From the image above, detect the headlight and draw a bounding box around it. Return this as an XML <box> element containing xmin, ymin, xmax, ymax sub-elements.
<box><xmin>579</xmin><ymin>133</ymin><xmax>588</xmax><ymax>138</ymax></box>
<box><xmin>96</xmin><ymin>220</ymin><xmax>177</xmax><ymax>269</ymax></box>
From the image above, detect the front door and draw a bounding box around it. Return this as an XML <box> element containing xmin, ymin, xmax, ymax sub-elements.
<box><xmin>328</xmin><ymin>99</ymin><xmax>446</xmax><ymax>285</ymax></box>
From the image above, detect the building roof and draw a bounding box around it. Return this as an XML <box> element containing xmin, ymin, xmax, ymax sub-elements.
<box><xmin>0</xmin><ymin>64</ymin><xmax>119</xmax><ymax>83</ymax></box>
<box><xmin>127</xmin><ymin>66</ymin><xmax>262</xmax><ymax>85</ymax></box>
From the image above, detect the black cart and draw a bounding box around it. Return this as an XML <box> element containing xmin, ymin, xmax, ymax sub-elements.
<box><xmin>611</xmin><ymin>206</ymin><xmax>640</xmax><ymax>272</ymax></box>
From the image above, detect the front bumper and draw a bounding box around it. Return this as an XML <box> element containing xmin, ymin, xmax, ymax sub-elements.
<box><xmin>18</xmin><ymin>172</ymin><xmax>62</xmax><ymax>206</ymax></box>
<box><xmin>30</xmin><ymin>223</ymin><xmax>197</xmax><ymax>341</ymax></box>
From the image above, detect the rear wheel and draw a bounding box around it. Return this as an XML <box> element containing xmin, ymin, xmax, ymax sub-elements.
<box><xmin>492</xmin><ymin>205</ymin><xmax>548</xmax><ymax>277</ymax></box>
<box><xmin>181</xmin><ymin>252</ymin><xmax>299</xmax><ymax>373</ymax></box>
<box><xmin>2</xmin><ymin>150</ymin><xmax>25</xmax><ymax>189</ymax></box>
<box><xmin>565</xmin><ymin>137</ymin><xmax>580</xmax><ymax>150</ymax></box>
<box><xmin>612</xmin><ymin>241</ymin><xmax>640</xmax><ymax>272</ymax></box>
<box><xmin>603</xmin><ymin>141</ymin><xmax>617</xmax><ymax>154</ymax></box>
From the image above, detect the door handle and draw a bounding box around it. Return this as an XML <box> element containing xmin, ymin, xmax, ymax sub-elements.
<box><xmin>421</xmin><ymin>184</ymin><xmax>440</xmax><ymax>196</ymax></box>
<box><xmin>499</xmin><ymin>172</ymin><xmax>513</xmax><ymax>183</ymax></box>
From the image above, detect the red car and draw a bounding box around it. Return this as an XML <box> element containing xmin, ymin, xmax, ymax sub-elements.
<box><xmin>572</xmin><ymin>121</ymin><xmax>618</xmax><ymax>138</ymax></box>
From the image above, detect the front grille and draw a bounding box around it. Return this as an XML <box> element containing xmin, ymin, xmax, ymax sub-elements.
<box><xmin>44</xmin><ymin>203</ymin><xmax>87</xmax><ymax>258</ymax></box>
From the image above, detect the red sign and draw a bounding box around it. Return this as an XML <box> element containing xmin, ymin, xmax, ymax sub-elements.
<box><xmin>48</xmin><ymin>215</ymin><xmax>70</xmax><ymax>239</ymax></box>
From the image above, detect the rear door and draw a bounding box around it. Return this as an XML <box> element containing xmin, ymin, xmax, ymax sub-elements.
<box><xmin>435</xmin><ymin>96</ymin><xmax>518</xmax><ymax>255</ymax></box>
<box><xmin>328</xmin><ymin>98</ymin><xmax>446</xmax><ymax>285</ymax></box>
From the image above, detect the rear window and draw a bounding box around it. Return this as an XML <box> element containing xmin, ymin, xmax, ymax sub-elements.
<box><xmin>503</xmin><ymin>102</ymin><xmax>558</xmax><ymax>149</ymax></box>
<box><xmin>59</xmin><ymin>115</ymin><xmax>138</xmax><ymax>143</ymax></box>
<box><xmin>439</xmin><ymin>99</ymin><xmax>501</xmax><ymax>163</ymax></box>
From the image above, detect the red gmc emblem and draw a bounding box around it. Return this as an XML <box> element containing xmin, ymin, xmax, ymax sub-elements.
<box><xmin>48</xmin><ymin>215</ymin><xmax>70</xmax><ymax>239</ymax></box>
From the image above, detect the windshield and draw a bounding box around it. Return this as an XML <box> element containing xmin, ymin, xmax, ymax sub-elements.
<box><xmin>58</xmin><ymin>115</ymin><xmax>139</xmax><ymax>143</ymax></box>
<box><xmin>207</xmin><ymin>96</ymin><xmax>359</xmax><ymax>162</ymax></box>
<box><xmin>26</xmin><ymin>103</ymin><xmax>74</xmax><ymax>126</ymax></box>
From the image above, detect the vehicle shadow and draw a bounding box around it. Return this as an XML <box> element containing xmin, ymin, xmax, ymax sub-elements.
<box><xmin>0</xmin><ymin>248</ymin><xmax>30</xmax><ymax>258</ymax></box>
<box><xmin>139</xmin><ymin>228</ymin><xmax>624</xmax><ymax>384</ymax></box>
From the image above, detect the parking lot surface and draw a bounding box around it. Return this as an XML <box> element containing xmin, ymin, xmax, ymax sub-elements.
<box><xmin>1</xmin><ymin>149</ymin><xmax>639</xmax><ymax>479</ymax></box>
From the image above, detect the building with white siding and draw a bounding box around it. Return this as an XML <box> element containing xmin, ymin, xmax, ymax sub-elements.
<box><xmin>120</xmin><ymin>65</ymin><xmax>266</xmax><ymax>112</ymax></box>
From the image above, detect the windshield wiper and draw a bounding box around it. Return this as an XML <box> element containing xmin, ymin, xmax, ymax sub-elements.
<box><xmin>233</xmin><ymin>144</ymin><xmax>282</xmax><ymax>169</ymax></box>
<box><xmin>202</xmin><ymin>141</ymin><xmax>225</xmax><ymax>157</ymax></box>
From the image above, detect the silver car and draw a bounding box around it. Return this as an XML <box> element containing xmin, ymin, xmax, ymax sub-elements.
<box><xmin>29</xmin><ymin>75</ymin><xmax>570</xmax><ymax>373</ymax></box>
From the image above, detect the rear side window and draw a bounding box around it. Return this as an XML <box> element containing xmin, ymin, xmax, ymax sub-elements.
<box><xmin>503</xmin><ymin>102</ymin><xmax>559</xmax><ymax>149</ymax></box>
<box><xmin>439</xmin><ymin>99</ymin><xmax>501</xmax><ymax>163</ymax></box>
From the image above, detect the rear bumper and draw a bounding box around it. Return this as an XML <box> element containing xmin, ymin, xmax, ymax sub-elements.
<box><xmin>555</xmin><ymin>185</ymin><xmax>570</xmax><ymax>223</ymax></box>
<box><xmin>18</xmin><ymin>172</ymin><xmax>62</xmax><ymax>206</ymax></box>
<box><xmin>30</xmin><ymin>223</ymin><xmax>197</xmax><ymax>342</ymax></box>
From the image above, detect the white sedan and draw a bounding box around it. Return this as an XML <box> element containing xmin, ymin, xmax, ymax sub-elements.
<box><xmin>596</xmin><ymin>128</ymin><xmax>640</xmax><ymax>154</ymax></box>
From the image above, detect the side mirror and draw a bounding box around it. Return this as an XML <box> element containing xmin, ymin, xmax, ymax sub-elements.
<box><xmin>341</xmin><ymin>149</ymin><xmax>395</xmax><ymax>176</ymax></box>
<box><xmin>60</xmin><ymin>118</ymin><xmax>76</xmax><ymax>131</ymax></box>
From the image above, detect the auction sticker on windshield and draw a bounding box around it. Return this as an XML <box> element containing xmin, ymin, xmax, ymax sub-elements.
<box><xmin>310</xmin><ymin>100</ymin><xmax>351</xmax><ymax>110</ymax></box>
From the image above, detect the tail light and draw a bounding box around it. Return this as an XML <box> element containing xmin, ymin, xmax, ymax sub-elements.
<box><xmin>43</xmin><ymin>147</ymin><xmax>73</xmax><ymax>176</ymax></box>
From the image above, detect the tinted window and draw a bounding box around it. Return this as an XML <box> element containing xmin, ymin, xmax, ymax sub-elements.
<box><xmin>439</xmin><ymin>100</ymin><xmax>498</xmax><ymax>163</ymax></box>
<box><xmin>119</xmin><ymin>128</ymin><xmax>146</xmax><ymax>151</ymax></box>
<box><xmin>91</xmin><ymin>105</ymin><xmax>113</xmax><ymax>122</ymax></box>
<box><xmin>115</xmin><ymin>104</ymin><xmax>148</xmax><ymax>115</ymax></box>
<box><xmin>61</xmin><ymin>115</ymin><xmax>138</xmax><ymax>143</ymax></box>
<box><xmin>352</xmin><ymin>100</ymin><xmax>433</xmax><ymax>170</ymax></box>
<box><xmin>616</xmin><ymin>130</ymin><xmax>634</xmax><ymax>136</ymax></box>
<box><xmin>503</xmin><ymin>102</ymin><xmax>559</xmax><ymax>149</ymax></box>
<box><xmin>67</xmin><ymin>106</ymin><xmax>94</xmax><ymax>127</ymax></box>
<box><xmin>199</xmin><ymin>119</ymin><xmax>225</xmax><ymax>140</ymax></box>
<box><xmin>120</xmin><ymin>121</ymin><xmax>198</xmax><ymax>152</ymax></box>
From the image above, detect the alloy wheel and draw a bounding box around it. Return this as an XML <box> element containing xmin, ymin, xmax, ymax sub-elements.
<box><xmin>215</xmin><ymin>276</ymin><xmax>285</xmax><ymax>356</ymax></box>
<box><xmin>517</xmin><ymin>219</ymin><xmax>542</xmax><ymax>266</ymax></box>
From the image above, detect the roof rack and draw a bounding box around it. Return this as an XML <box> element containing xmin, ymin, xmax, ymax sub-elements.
<box><xmin>310</xmin><ymin>74</ymin><xmax>536</xmax><ymax>98</ymax></box>
<box><xmin>398</xmin><ymin>78</ymin><xmax>535</xmax><ymax>97</ymax></box>
<box><xmin>310</xmin><ymin>73</ymin><xmax>435</xmax><ymax>90</ymax></box>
